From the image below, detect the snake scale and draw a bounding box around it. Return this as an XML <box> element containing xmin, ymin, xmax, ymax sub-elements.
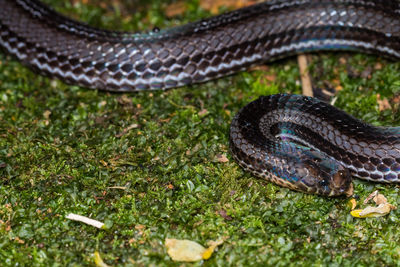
<box><xmin>1</xmin><ymin>0</ymin><xmax>399</xmax><ymax>196</ymax></box>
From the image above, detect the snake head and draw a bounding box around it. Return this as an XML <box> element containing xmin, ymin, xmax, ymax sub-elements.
<box><xmin>296</xmin><ymin>151</ymin><xmax>354</xmax><ymax>197</ymax></box>
<box><xmin>330</xmin><ymin>169</ymin><xmax>354</xmax><ymax>197</ymax></box>
<box><xmin>284</xmin><ymin>150</ymin><xmax>353</xmax><ymax>196</ymax></box>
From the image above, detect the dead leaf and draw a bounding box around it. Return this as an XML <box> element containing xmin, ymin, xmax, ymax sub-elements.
<box><xmin>165</xmin><ymin>2</ymin><xmax>187</xmax><ymax>17</ymax></box>
<box><xmin>203</xmin><ymin>239</ymin><xmax>226</xmax><ymax>259</ymax></box>
<box><xmin>374</xmin><ymin>62</ymin><xmax>383</xmax><ymax>70</ymax></box>
<box><xmin>107</xmin><ymin>186</ymin><xmax>127</xmax><ymax>190</ymax></box>
<box><xmin>249</xmin><ymin>65</ymin><xmax>269</xmax><ymax>72</ymax></box>
<box><xmin>377</xmin><ymin>94</ymin><xmax>391</xmax><ymax>111</ymax></box>
<box><xmin>66</xmin><ymin>213</ymin><xmax>105</xmax><ymax>229</ymax></box>
<box><xmin>198</xmin><ymin>109</ymin><xmax>208</xmax><ymax>116</ymax></box>
<box><xmin>116</xmin><ymin>123</ymin><xmax>139</xmax><ymax>137</ymax></box>
<box><xmin>165</xmin><ymin>239</ymin><xmax>206</xmax><ymax>262</ymax></box>
<box><xmin>43</xmin><ymin>110</ymin><xmax>51</xmax><ymax>119</ymax></box>
<box><xmin>93</xmin><ymin>251</ymin><xmax>110</xmax><ymax>267</ymax></box>
<box><xmin>216</xmin><ymin>154</ymin><xmax>229</xmax><ymax>163</ymax></box>
<box><xmin>217</xmin><ymin>209</ymin><xmax>233</xmax><ymax>220</ymax></box>
<box><xmin>351</xmin><ymin>203</ymin><xmax>396</xmax><ymax>218</ymax></box>
<box><xmin>363</xmin><ymin>190</ymin><xmax>379</xmax><ymax>204</ymax></box>
<box><xmin>351</xmin><ymin>191</ymin><xmax>396</xmax><ymax>218</ymax></box>
<box><xmin>200</xmin><ymin>0</ymin><xmax>255</xmax><ymax>14</ymax></box>
<box><xmin>14</xmin><ymin>237</ymin><xmax>25</xmax><ymax>244</ymax></box>
<box><xmin>165</xmin><ymin>238</ymin><xmax>225</xmax><ymax>262</ymax></box>
<box><xmin>166</xmin><ymin>183</ymin><xmax>174</xmax><ymax>190</ymax></box>
<box><xmin>373</xmin><ymin>194</ymin><xmax>388</xmax><ymax>205</ymax></box>
<box><xmin>349</xmin><ymin>198</ymin><xmax>357</xmax><ymax>210</ymax></box>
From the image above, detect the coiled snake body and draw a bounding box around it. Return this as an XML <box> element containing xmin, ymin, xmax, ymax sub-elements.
<box><xmin>1</xmin><ymin>0</ymin><xmax>399</xmax><ymax>196</ymax></box>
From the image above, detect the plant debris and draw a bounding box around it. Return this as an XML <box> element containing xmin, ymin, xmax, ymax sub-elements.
<box><xmin>66</xmin><ymin>213</ymin><xmax>105</xmax><ymax>229</ymax></box>
<box><xmin>350</xmin><ymin>191</ymin><xmax>397</xmax><ymax>218</ymax></box>
<box><xmin>165</xmin><ymin>238</ymin><xmax>224</xmax><ymax>262</ymax></box>
<box><xmin>93</xmin><ymin>251</ymin><xmax>110</xmax><ymax>267</ymax></box>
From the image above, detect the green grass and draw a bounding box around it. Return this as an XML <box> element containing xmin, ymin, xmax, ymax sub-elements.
<box><xmin>1</xmin><ymin>0</ymin><xmax>400</xmax><ymax>265</ymax></box>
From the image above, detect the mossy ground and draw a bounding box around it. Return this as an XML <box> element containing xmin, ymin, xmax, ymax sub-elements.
<box><xmin>1</xmin><ymin>0</ymin><xmax>400</xmax><ymax>266</ymax></box>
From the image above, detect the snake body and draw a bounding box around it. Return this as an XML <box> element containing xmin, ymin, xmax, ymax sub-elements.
<box><xmin>1</xmin><ymin>0</ymin><xmax>399</xmax><ymax>196</ymax></box>
<box><xmin>231</xmin><ymin>94</ymin><xmax>400</xmax><ymax>196</ymax></box>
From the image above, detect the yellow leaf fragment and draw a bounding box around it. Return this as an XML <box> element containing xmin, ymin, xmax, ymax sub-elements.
<box><xmin>349</xmin><ymin>198</ymin><xmax>357</xmax><ymax>210</ymax></box>
<box><xmin>351</xmin><ymin>191</ymin><xmax>396</xmax><ymax>218</ymax></box>
<box><xmin>165</xmin><ymin>239</ymin><xmax>205</xmax><ymax>262</ymax></box>
<box><xmin>43</xmin><ymin>110</ymin><xmax>51</xmax><ymax>119</ymax></box>
<box><xmin>202</xmin><ymin>239</ymin><xmax>225</xmax><ymax>260</ymax></box>
<box><xmin>202</xmin><ymin>246</ymin><xmax>215</xmax><ymax>260</ymax></box>
<box><xmin>93</xmin><ymin>251</ymin><xmax>110</xmax><ymax>267</ymax></box>
<box><xmin>351</xmin><ymin>203</ymin><xmax>396</xmax><ymax>218</ymax></box>
<box><xmin>165</xmin><ymin>238</ymin><xmax>224</xmax><ymax>262</ymax></box>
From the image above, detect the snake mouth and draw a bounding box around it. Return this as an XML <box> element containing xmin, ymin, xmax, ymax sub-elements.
<box><xmin>328</xmin><ymin>169</ymin><xmax>354</xmax><ymax>197</ymax></box>
<box><xmin>344</xmin><ymin>183</ymin><xmax>354</xmax><ymax>197</ymax></box>
<box><xmin>328</xmin><ymin>180</ymin><xmax>354</xmax><ymax>197</ymax></box>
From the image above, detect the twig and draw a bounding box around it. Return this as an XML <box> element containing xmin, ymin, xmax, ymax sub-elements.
<box><xmin>66</xmin><ymin>213</ymin><xmax>105</xmax><ymax>229</ymax></box>
<box><xmin>297</xmin><ymin>54</ymin><xmax>313</xmax><ymax>97</ymax></box>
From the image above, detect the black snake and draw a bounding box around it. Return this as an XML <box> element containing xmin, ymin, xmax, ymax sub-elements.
<box><xmin>1</xmin><ymin>0</ymin><xmax>399</xmax><ymax>196</ymax></box>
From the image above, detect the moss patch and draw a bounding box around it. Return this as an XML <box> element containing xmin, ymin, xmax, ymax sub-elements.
<box><xmin>0</xmin><ymin>0</ymin><xmax>399</xmax><ymax>265</ymax></box>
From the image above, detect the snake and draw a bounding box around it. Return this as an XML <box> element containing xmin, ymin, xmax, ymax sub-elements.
<box><xmin>1</xmin><ymin>0</ymin><xmax>399</xmax><ymax>196</ymax></box>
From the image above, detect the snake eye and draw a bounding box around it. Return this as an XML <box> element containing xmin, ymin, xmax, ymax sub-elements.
<box><xmin>313</xmin><ymin>158</ymin><xmax>322</xmax><ymax>163</ymax></box>
<box><xmin>319</xmin><ymin>179</ymin><xmax>328</xmax><ymax>187</ymax></box>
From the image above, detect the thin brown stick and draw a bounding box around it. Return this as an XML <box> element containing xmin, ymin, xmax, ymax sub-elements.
<box><xmin>297</xmin><ymin>54</ymin><xmax>313</xmax><ymax>97</ymax></box>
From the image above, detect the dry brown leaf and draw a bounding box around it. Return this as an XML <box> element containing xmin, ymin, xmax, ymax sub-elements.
<box><xmin>14</xmin><ymin>237</ymin><xmax>25</xmax><ymax>244</ymax></box>
<box><xmin>200</xmin><ymin>0</ymin><xmax>255</xmax><ymax>14</ymax></box>
<box><xmin>249</xmin><ymin>65</ymin><xmax>269</xmax><ymax>72</ymax></box>
<box><xmin>373</xmin><ymin>194</ymin><xmax>388</xmax><ymax>205</ymax></box>
<box><xmin>377</xmin><ymin>94</ymin><xmax>391</xmax><ymax>111</ymax></box>
<box><xmin>166</xmin><ymin>183</ymin><xmax>174</xmax><ymax>190</ymax></box>
<box><xmin>363</xmin><ymin>190</ymin><xmax>379</xmax><ymax>204</ymax></box>
<box><xmin>198</xmin><ymin>109</ymin><xmax>208</xmax><ymax>116</ymax></box>
<box><xmin>339</xmin><ymin>57</ymin><xmax>347</xmax><ymax>65</ymax></box>
<box><xmin>217</xmin><ymin>209</ymin><xmax>233</xmax><ymax>220</ymax></box>
<box><xmin>116</xmin><ymin>123</ymin><xmax>139</xmax><ymax>137</ymax></box>
<box><xmin>165</xmin><ymin>2</ymin><xmax>187</xmax><ymax>17</ymax></box>
<box><xmin>216</xmin><ymin>154</ymin><xmax>229</xmax><ymax>163</ymax></box>
<box><xmin>374</xmin><ymin>62</ymin><xmax>383</xmax><ymax>70</ymax></box>
<box><xmin>264</xmin><ymin>74</ymin><xmax>277</xmax><ymax>82</ymax></box>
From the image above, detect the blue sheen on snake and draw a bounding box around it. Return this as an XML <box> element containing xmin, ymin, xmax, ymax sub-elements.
<box><xmin>0</xmin><ymin>0</ymin><xmax>399</xmax><ymax>196</ymax></box>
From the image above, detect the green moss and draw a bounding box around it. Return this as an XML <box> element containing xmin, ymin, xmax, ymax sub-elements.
<box><xmin>0</xmin><ymin>0</ymin><xmax>399</xmax><ymax>265</ymax></box>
